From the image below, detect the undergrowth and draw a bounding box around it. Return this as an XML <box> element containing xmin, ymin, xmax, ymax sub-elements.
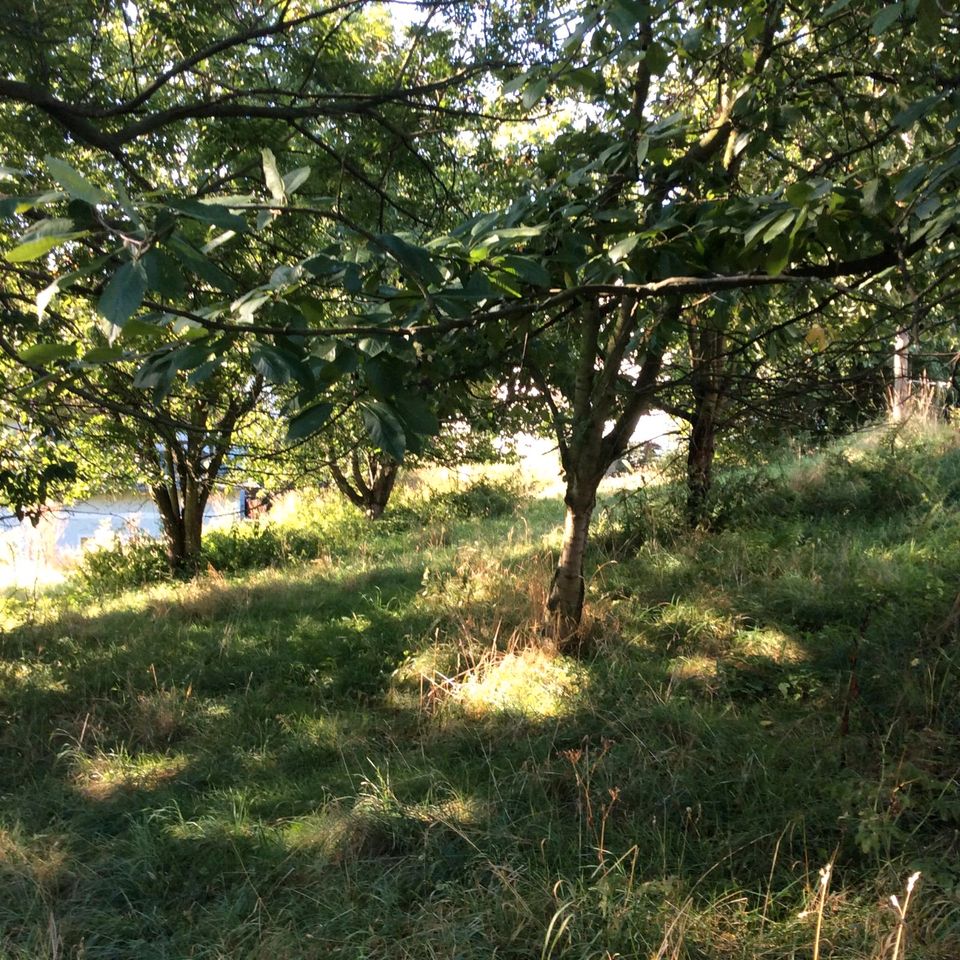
<box><xmin>70</xmin><ymin>473</ymin><xmax>527</xmax><ymax>595</ymax></box>
<box><xmin>1</xmin><ymin>429</ymin><xmax>959</xmax><ymax>958</ymax></box>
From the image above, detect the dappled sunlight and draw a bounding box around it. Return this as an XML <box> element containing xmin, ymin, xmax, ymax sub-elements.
<box><xmin>454</xmin><ymin>649</ymin><xmax>584</xmax><ymax>719</ymax></box>
<box><xmin>3</xmin><ymin>444</ymin><xmax>960</xmax><ymax>958</ymax></box>
<box><xmin>732</xmin><ymin>625</ymin><xmax>808</xmax><ymax>662</ymax></box>
<box><xmin>71</xmin><ymin>751</ymin><xmax>191</xmax><ymax>803</ymax></box>
<box><xmin>0</xmin><ymin>657</ymin><xmax>68</xmax><ymax>695</ymax></box>
<box><xmin>639</xmin><ymin>594</ymin><xmax>751</xmax><ymax>658</ymax></box>
<box><xmin>281</xmin><ymin>790</ymin><xmax>487</xmax><ymax>864</ymax></box>
<box><xmin>418</xmin><ymin>545</ymin><xmax>553</xmax><ymax>620</ymax></box>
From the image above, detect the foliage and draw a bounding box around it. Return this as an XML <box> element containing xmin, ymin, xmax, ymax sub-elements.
<box><xmin>2</xmin><ymin>0</ymin><xmax>960</xmax><ymax>623</ymax></box>
<box><xmin>425</xmin><ymin>475</ymin><xmax>525</xmax><ymax>521</ymax></box>
<box><xmin>70</xmin><ymin>473</ymin><xmax>527</xmax><ymax>594</ymax></box>
<box><xmin>73</xmin><ymin>532</ymin><xmax>170</xmax><ymax>593</ymax></box>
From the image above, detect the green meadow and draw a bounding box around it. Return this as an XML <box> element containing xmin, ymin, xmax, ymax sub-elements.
<box><xmin>2</xmin><ymin>430</ymin><xmax>959</xmax><ymax>959</ymax></box>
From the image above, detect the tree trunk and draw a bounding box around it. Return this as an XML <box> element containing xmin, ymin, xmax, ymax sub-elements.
<box><xmin>366</xmin><ymin>457</ymin><xmax>399</xmax><ymax>519</ymax></box>
<box><xmin>687</xmin><ymin>398</ymin><xmax>718</xmax><ymax>527</ymax></box>
<box><xmin>686</xmin><ymin>321</ymin><xmax>726</xmax><ymax>527</ymax></box>
<box><xmin>151</xmin><ymin>481</ymin><xmax>204</xmax><ymax>577</ymax></box>
<box><xmin>181</xmin><ymin>477</ymin><xmax>205</xmax><ymax>574</ymax></box>
<box><xmin>329</xmin><ymin>452</ymin><xmax>400</xmax><ymax>519</ymax></box>
<box><xmin>547</xmin><ymin>493</ymin><xmax>595</xmax><ymax>637</ymax></box>
<box><xmin>891</xmin><ymin>327</ymin><xmax>911</xmax><ymax>421</ymax></box>
<box><xmin>533</xmin><ymin>297</ymin><xmax>671</xmax><ymax>646</ymax></box>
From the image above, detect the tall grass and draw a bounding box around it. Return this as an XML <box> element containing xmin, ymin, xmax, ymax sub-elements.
<box><xmin>2</xmin><ymin>435</ymin><xmax>959</xmax><ymax>958</ymax></box>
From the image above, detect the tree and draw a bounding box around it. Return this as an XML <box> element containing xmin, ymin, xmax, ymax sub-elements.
<box><xmin>0</xmin><ymin>0</ymin><xmax>489</xmax><ymax>564</ymax></box>
<box><xmin>3</xmin><ymin>0</ymin><xmax>959</xmax><ymax>639</ymax></box>
<box><xmin>465</xmin><ymin>0</ymin><xmax>960</xmax><ymax>635</ymax></box>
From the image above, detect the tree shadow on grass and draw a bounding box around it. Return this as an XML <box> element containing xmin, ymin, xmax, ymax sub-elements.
<box><xmin>2</xmin><ymin>521</ymin><xmax>960</xmax><ymax>958</ymax></box>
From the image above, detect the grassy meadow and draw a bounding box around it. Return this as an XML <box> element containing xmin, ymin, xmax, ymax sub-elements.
<box><xmin>2</xmin><ymin>428</ymin><xmax>960</xmax><ymax>959</ymax></box>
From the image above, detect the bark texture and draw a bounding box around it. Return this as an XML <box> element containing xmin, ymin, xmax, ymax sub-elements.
<box><xmin>686</xmin><ymin>320</ymin><xmax>727</xmax><ymax>527</ymax></box>
<box><xmin>329</xmin><ymin>451</ymin><xmax>400</xmax><ymax>519</ymax></box>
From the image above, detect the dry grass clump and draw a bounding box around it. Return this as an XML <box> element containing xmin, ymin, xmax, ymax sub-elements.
<box><xmin>145</xmin><ymin>576</ymin><xmax>250</xmax><ymax>623</ymax></box>
<box><xmin>128</xmin><ymin>683</ymin><xmax>194</xmax><ymax>747</ymax></box>
<box><xmin>393</xmin><ymin>546</ymin><xmax>590</xmax><ymax>720</ymax></box>
<box><xmin>0</xmin><ymin>827</ymin><xmax>72</xmax><ymax>896</ymax></box>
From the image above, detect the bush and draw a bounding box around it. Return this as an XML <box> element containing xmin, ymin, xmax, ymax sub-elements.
<box><xmin>69</xmin><ymin>484</ymin><xmax>435</xmax><ymax>595</ymax></box>
<box><xmin>74</xmin><ymin>534</ymin><xmax>169</xmax><ymax>593</ymax></box>
<box><xmin>593</xmin><ymin>483</ymin><xmax>686</xmax><ymax>553</ymax></box>
<box><xmin>425</xmin><ymin>476</ymin><xmax>524</xmax><ymax>522</ymax></box>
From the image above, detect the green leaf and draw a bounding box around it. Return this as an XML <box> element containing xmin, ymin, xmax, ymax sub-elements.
<box><xmin>282</xmin><ymin>166</ymin><xmax>311</xmax><ymax>195</ymax></box>
<box><xmin>0</xmin><ymin>190</ymin><xmax>67</xmax><ymax>218</ymax></box>
<box><xmin>862</xmin><ymin>178</ymin><xmax>885</xmax><ymax>213</ymax></box>
<box><xmin>363</xmin><ymin>354</ymin><xmax>405</xmax><ymax>399</ymax></box>
<box><xmin>302</xmin><ymin>254</ymin><xmax>347</xmax><ymax>279</ymax></box>
<box><xmin>916</xmin><ymin>0</ymin><xmax>941</xmax><ymax>41</ymax></box>
<box><xmin>394</xmin><ymin>396</ymin><xmax>439</xmax><ymax>438</ymax></box>
<box><xmin>20</xmin><ymin>342</ymin><xmax>78</xmax><ymax>364</ymax></box>
<box><xmin>502</xmin><ymin>71</ymin><xmax>531</xmax><ymax>96</ymax></box>
<box><xmin>894</xmin><ymin>164</ymin><xmax>929</xmax><ymax>201</ymax></box>
<box><xmin>892</xmin><ymin>94</ymin><xmax>944</xmax><ymax>131</ymax></box>
<box><xmin>484</xmin><ymin>225</ymin><xmax>544</xmax><ymax>242</ymax></box>
<box><xmin>186</xmin><ymin>358</ymin><xmax>223</xmax><ymax>386</ymax></box>
<box><xmin>142</xmin><ymin>248</ymin><xmax>187</xmax><ymax>299</ymax></box>
<box><xmin>288</xmin><ymin>401</ymin><xmax>334</xmax><ymax>441</ymax></box>
<box><xmin>644</xmin><ymin>42</ymin><xmax>669</xmax><ymax>76</ymax></box>
<box><xmin>648</xmin><ymin>111</ymin><xmax>683</xmax><ymax>135</ymax></box>
<box><xmin>6</xmin><ymin>233</ymin><xmax>81</xmax><ymax>263</ymax></box>
<box><xmin>635</xmin><ymin>135</ymin><xmax>650</xmax><ymax>167</ymax></box>
<box><xmin>765</xmin><ymin>234</ymin><xmax>792</xmax><ymax>276</ymax></box>
<box><xmin>165</xmin><ymin>233</ymin><xmax>237</xmax><ymax>293</ymax></box>
<box><xmin>378</xmin><ymin>234</ymin><xmax>443</xmax><ymax>286</ymax></box>
<box><xmin>743</xmin><ymin>210</ymin><xmax>782</xmax><ymax>248</ymax></box>
<box><xmin>133</xmin><ymin>354</ymin><xmax>177</xmax><ymax>398</ymax></box>
<box><xmin>45</xmin><ymin>155</ymin><xmax>107</xmax><ymax>205</ymax></box>
<box><xmin>98</xmin><ymin>260</ymin><xmax>148</xmax><ymax>328</ymax></box>
<box><xmin>36</xmin><ymin>251</ymin><xmax>116</xmax><ymax>319</ymax></box>
<box><xmin>6</xmin><ymin>217</ymin><xmax>89</xmax><ymax>262</ymax></box>
<box><xmin>362</xmin><ymin>401</ymin><xmax>406</xmax><ymax>461</ymax></box>
<box><xmin>169</xmin><ymin>199</ymin><xmax>247</xmax><ymax>232</ymax></box>
<box><xmin>262</xmin><ymin>148</ymin><xmax>286</xmax><ymax>203</ymax></box>
<box><xmin>358</xmin><ymin>337</ymin><xmax>391</xmax><ymax>357</ymax></box>
<box><xmin>83</xmin><ymin>346</ymin><xmax>125</xmax><ymax>364</ymax></box>
<box><xmin>762</xmin><ymin>211</ymin><xmax>795</xmax><ymax>244</ymax></box>
<box><xmin>609</xmin><ymin>234</ymin><xmax>641</xmax><ymax>263</ymax></box>
<box><xmin>744</xmin><ymin>15</ymin><xmax>766</xmax><ymax>40</ymax></box>
<box><xmin>785</xmin><ymin>182</ymin><xmax>814</xmax><ymax>207</ymax></box>
<box><xmin>498</xmin><ymin>255</ymin><xmax>552</xmax><ymax>287</ymax></box>
<box><xmin>250</xmin><ymin>343</ymin><xmax>304</xmax><ymax>385</ymax></box>
<box><xmin>871</xmin><ymin>3</ymin><xmax>902</xmax><ymax>35</ymax></box>
<box><xmin>521</xmin><ymin>78</ymin><xmax>548</xmax><ymax>109</ymax></box>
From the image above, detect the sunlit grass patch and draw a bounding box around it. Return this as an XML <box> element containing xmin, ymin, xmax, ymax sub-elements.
<box><xmin>644</xmin><ymin>594</ymin><xmax>747</xmax><ymax>656</ymax></box>
<box><xmin>70</xmin><ymin>750</ymin><xmax>190</xmax><ymax>802</ymax></box>
<box><xmin>731</xmin><ymin>625</ymin><xmax>807</xmax><ymax>661</ymax></box>
<box><xmin>668</xmin><ymin>654</ymin><xmax>719</xmax><ymax>687</ymax></box>
<box><xmin>453</xmin><ymin>648</ymin><xmax>584</xmax><ymax>718</ymax></box>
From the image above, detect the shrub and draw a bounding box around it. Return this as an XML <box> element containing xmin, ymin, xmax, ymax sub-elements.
<box><xmin>74</xmin><ymin>534</ymin><xmax>169</xmax><ymax>593</ymax></box>
<box><xmin>425</xmin><ymin>476</ymin><xmax>524</xmax><ymax>522</ymax></box>
<box><xmin>593</xmin><ymin>483</ymin><xmax>686</xmax><ymax>554</ymax></box>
